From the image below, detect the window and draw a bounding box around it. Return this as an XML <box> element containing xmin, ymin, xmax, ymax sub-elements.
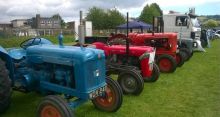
<box><xmin>176</xmin><ymin>16</ymin><xmax>188</xmax><ymax>26</ymax></box>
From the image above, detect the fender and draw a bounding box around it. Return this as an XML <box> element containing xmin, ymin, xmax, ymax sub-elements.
<box><xmin>0</xmin><ymin>46</ymin><xmax>15</xmax><ymax>85</ymax></box>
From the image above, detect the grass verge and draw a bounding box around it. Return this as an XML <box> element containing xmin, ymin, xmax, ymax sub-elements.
<box><xmin>1</xmin><ymin>40</ymin><xmax>220</xmax><ymax>117</ymax></box>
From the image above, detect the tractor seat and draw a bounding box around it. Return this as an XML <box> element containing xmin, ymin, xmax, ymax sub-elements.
<box><xmin>8</xmin><ymin>48</ymin><xmax>26</xmax><ymax>60</ymax></box>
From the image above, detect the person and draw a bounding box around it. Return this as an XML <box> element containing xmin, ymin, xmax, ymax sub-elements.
<box><xmin>183</xmin><ymin>18</ymin><xmax>187</xmax><ymax>26</ymax></box>
<box><xmin>177</xmin><ymin>18</ymin><xmax>182</xmax><ymax>26</ymax></box>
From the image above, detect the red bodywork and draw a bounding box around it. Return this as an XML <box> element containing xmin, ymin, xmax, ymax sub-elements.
<box><xmin>93</xmin><ymin>42</ymin><xmax>154</xmax><ymax>79</ymax></box>
<box><xmin>128</xmin><ymin>33</ymin><xmax>178</xmax><ymax>58</ymax></box>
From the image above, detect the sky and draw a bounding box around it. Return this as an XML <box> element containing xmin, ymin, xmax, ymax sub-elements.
<box><xmin>0</xmin><ymin>0</ymin><xmax>219</xmax><ymax>23</ymax></box>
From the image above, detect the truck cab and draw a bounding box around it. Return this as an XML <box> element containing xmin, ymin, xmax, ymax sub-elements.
<box><xmin>163</xmin><ymin>12</ymin><xmax>205</xmax><ymax>52</ymax></box>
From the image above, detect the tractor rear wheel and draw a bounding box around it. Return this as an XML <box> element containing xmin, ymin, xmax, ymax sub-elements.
<box><xmin>37</xmin><ymin>95</ymin><xmax>74</xmax><ymax>117</ymax></box>
<box><xmin>118</xmin><ymin>71</ymin><xmax>144</xmax><ymax>95</ymax></box>
<box><xmin>156</xmin><ymin>54</ymin><xmax>177</xmax><ymax>73</ymax></box>
<box><xmin>176</xmin><ymin>52</ymin><xmax>185</xmax><ymax>67</ymax></box>
<box><xmin>0</xmin><ymin>58</ymin><xmax>12</xmax><ymax>113</ymax></box>
<box><xmin>144</xmin><ymin>63</ymin><xmax>160</xmax><ymax>82</ymax></box>
<box><xmin>180</xmin><ymin>48</ymin><xmax>192</xmax><ymax>61</ymax></box>
<box><xmin>92</xmin><ymin>77</ymin><xmax>123</xmax><ymax>112</ymax></box>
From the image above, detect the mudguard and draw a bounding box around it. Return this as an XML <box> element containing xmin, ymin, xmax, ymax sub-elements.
<box><xmin>0</xmin><ymin>46</ymin><xmax>8</xmax><ymax>55</ymax></box>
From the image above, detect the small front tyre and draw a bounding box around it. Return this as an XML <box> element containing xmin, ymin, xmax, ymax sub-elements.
<box><xmin>179</xmin><ymin>48</ymin><xmax>192</xmax><ymax>61</ymax></box>
<box><xmin>118</xmin><ymin>71</ymin><xmax>144</xmax><ymax>95</ymax></box>
<box><xmin>176</xmin><ymin>52</ymin><xmax>185</xmax><ymax>67</ymax></box>
<box><xmin>92</xmin><ymin>77</ymin><xmax>123</xmax><ymax>112</ymax></box>
<box><xmin>156</xmin><ymin>54</ymin><xmax>177</xmax><ymax>73</ymax></box>
<box><xmin>36</xmin><ymin>95</ymin><xmax>74</xmax><ymax>117</ymax></box>
<box><xmin>144</xmin><ymin>63</ymin><xmax>160</xmax><ymax>82</ymax></box>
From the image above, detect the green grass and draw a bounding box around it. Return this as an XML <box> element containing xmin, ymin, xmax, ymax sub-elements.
<box><xmin>1</xmin><ymin>40</ymin><xmax>220</xmax><ymax>117</ymax></box>
<box><xmin>0</xmin><ymin>35</ymin><xmax>75</xmax><ymax>48</ymax></box>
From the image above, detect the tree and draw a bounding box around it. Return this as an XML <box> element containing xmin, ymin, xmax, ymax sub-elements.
<box><xmin>86</xmin><ymin>7</ymin><xmax>125</xmax><ymax>30</ymax></box>
<box><xmin>105</xmin><ymin>9</ymin><xmax>126</xmax><ymax>29</ymax></box>
<box><xmin>86</xmin><ymin>7</ymin><xmax>107</xmax><ymax>30</ymax></box>
<box><xmin>139</xmin><ymin>3</ymin><xmax>163</xmax><ymax>24</ymax></box>
<box><xmin>203</xmin><ymin>19</ymin><xmax>219</xmax><ymax>28</ymax></box>
<box><xmin>52</xmin><ymin>14</ymin><xmax>66</xmax><ymax>28</ymax></box>
<box><xmin>151</xmin><ymin>3</ymin><xmax>163</xmax><ymax>16</ymax></box>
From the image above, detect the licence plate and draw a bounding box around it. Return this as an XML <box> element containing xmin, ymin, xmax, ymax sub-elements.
<box><xmin>89</xmin><ymin>85</ymin><xmax>107</xmax><ymax>99</ymax></box>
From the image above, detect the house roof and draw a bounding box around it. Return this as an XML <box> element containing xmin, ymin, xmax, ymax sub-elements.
<box><xmin>11</xmin><ymin>19</ymin><xmax>27</xmax><ymax>22</ymax></box>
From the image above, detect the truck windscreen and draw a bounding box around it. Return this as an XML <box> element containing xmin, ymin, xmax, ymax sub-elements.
<box><xmin>191</xmin><ymin>18</ymin><xmax>200</xmax><ymax>27</ymax></box>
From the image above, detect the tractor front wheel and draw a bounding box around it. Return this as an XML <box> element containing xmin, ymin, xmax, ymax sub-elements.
<box><xmin>36</xmin><ymin>95</ymin><xmax>74</xmax><ymax>117</ymax></box>
<box><xmin>176</xmin><ymin>52</ymin><xmax>185</xmax><ymax>67</ymax></box>
<box><xmin>156</xmin><ymin>54</ymin><xmax>177</xmax><ymax>73</ymax></box>
<box><xmin>180</xmin><ymin>48</ymin><xmax>192</xmax><ymax>61</ymax></box>
<box><xmin>118</xmin><ymin>71</ymin><xmax>144</xmax><ymax>95</ymax></box>
<box><xmin>144</xmin><ymin>63</ymin><xmax>160</xmax><ymax>82</ymax></box>
<box><xmin>0</xmin><ymin>58</ymin><xmax>12</xmax><ymax>113</ymax></box>
<box><xmin>92</xmin><ymin>77</ymin><xmax>123</xmax><ymax>112</ymax></box>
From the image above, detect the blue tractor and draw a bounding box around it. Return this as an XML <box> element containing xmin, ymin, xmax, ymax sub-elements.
<box><xmin>0</xmin><ymin>37</ymin><xmax>123</xmax><ymax>117</ymax></box>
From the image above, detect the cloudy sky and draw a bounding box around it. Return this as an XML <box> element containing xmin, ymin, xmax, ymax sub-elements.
<box><xmin>0</xmin><ymin>0</ymin><xmax>219</xmax><ymax>23</ymax></box>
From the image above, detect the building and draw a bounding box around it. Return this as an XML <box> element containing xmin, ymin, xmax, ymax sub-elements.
<box><xmin>31</xmin><ymin>14</ymin><xmax>61</xmax><ymax>29</ymax></box>
<box><xmin>66</xmin><ymin>21</ymin><xmax>75</xmax><ymax>29</ymax></box>
<box><xmin>11</xmin><ymin>19</ymin><xmax>28</xmax><ymax>28</ymax></box>
<box><xmin>9</xmin><ymin>14</ymin><xmax>62</xmax><ymax>36</ymax></box>
<box><xmin>0</xmin><ymin>24</ymin><xmax>12</xmax><ymax>31</ymax></box>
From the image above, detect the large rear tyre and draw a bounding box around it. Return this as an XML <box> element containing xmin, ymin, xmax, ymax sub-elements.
<box><xmin>176</xmin><ymin>52</ymin><xmax>185</xmax><ymax>67</ymax></box>
<box><xmin>92</xmin><ymin>77</ymin><xmax>123</xmax><ymax>112</ymax></box>
<box><xmin>36</xmin><ymin>95</ymin><xmax>74</xmax><ymax>117</ymax></box>
<box><xmin>144</xmin><ymin>63</ymin><xmax>160</xmax><ymax>82</ymax></box>
<box><xmin>156</xmin><ymin>54</ymin><xmax>177</xmax><ymax>73</ymax></box>
<box><xmin>0</xmin><ymin>58</ymin><xmax>12</xmax><ymax>113</ymax></box>
<box><xmin>118</xmin><ymin>71</ymin><xmax>144</xmax><ymax>95</ymax></box>
<box><xmin>180</xmin><ymin>48</ymin><xmax>192</xmax><ymax>61</ymax></box>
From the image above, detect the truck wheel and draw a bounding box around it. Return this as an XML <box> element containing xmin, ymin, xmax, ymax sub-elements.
<box><xmin>156</xmin><ymin>54</ymin><xmax>177</xmax><ymax>73</ymax></box>
<box><xmin>176</xmin><ymin>52</ymin><xmax>185</xmax><ymax>67</ymax></box>
<box><xmin>92</xmin><ymin>77</ymin><xmax>123</xmax><ymax>112</ymax></box>
<box><xmin>201</xmin><ymin>39</ymin><xmax>207</xmax><ymax>48</ymax></box>
<box><xmin>118</xmin><ymin>71</ymin><xmax>144</xmax><ymax>95</ymax></box>
<box><xmin>144</xmin><ymin>63</ymin><xmax>160</xmax><ymax>82</ymax></box>
<box><xmin>37</xmin><ymin>95</ymin><xmax>74</xmax><ymax>117</ymax></box>
<box><xmin>180</xmin><ymin>48</ymin><xmax>191</xmax><ymax>61</ymax></box>
<box><xmin>0</xmin><ymin>58</ymin><xmax>12</xmax><ymax>113</ymax></box>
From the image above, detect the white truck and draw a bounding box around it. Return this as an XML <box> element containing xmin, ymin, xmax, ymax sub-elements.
<box><xmin>162</xmin><ymin>9</ymin><xmax>205</xmax><ymax>52</ymax></box>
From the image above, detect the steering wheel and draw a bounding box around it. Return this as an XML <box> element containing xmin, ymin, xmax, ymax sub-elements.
<box><xmin>107</xmin><ymin>34</ymin><xmax>128</xmax><ymax>45</ymax></box>
<box><xmin>20</xmin><ymin>38</ymin><xmax>41</xmax><ymax>49</ymax></box>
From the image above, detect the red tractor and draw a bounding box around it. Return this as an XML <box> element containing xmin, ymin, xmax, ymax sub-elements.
<box><xmin>92</xmin><ymin>42</ymin><xmax>160</xmax><ymax>84</ymax></box>
<box><xmin>108</xmin><ymin>33</ymin><xmax>186</xmax><ymax>73</ymax></box>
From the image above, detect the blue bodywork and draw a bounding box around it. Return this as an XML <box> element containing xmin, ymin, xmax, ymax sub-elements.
<box><xmin>0</xmin><ymin>37</ymin><xmax>107</xmax><ymax>109</ymax></box>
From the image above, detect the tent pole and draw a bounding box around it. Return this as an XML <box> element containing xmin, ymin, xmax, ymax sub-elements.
<box><xmin>126</xmin><ymin>12</ymin><xmax>129</xmax><ymax>60</ymax></box>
